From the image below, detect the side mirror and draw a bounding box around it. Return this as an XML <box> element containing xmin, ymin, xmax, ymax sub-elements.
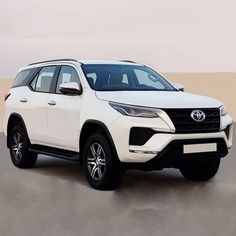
<box><xmin>59</xmin><ymin>82</ymin><xmax>82</xmax><ymax>95</ymax></box>
<box><xmin>173</xmin><ymin>82</ymin><xmax>184</xmax><ymax>92</ymax></box>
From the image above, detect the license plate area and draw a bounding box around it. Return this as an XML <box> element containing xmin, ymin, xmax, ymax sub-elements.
<box><xmin>183</xmin><ymin>143</ymin><xmax>217</xmax><ymax>154</ymax></box>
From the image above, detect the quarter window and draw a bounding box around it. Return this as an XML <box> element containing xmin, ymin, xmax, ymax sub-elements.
<box><xmin>56</xmin><ymin>66</ymin><xmax>80</xmax><ymax>93</ymax></box>
<box><xmin>12</xmin><ymin>68</ymin><xmax>38</xmax><ymax>88</ymax></box>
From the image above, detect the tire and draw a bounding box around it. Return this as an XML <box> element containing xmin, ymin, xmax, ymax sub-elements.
<box><xmin>83</xmin><ymin>132</ymin><xmax>123</xmax><ymax>190</ymax></box>
<box><xmin>9</xmin><ymin>123</ymin><xmax>38</xmax><ymax>168</ymax></box>
<box><xmin>179</xmin><ymin>159</ymin><xmax>220</xmax><ymax>181</ymax></box>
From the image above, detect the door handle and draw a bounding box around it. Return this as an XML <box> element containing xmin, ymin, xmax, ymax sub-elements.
<box><xmin>20</xmin><ymin>98</ymin><xmax>28</xmax><ymax>103</ymax></box>
<box><xmin>48</xmin><ymin>100</ymin><xmax>56</xmax><ymax>106</ymax></box>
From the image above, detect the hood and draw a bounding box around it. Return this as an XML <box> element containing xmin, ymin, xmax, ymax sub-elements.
<box><xmin>96</xmin><ymin>91</ymin><xmax>222</xmax><ymax>109</ymax></box>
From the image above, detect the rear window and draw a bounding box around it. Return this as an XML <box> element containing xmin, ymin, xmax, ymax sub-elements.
<box><xmin>12</xmin><ymin>68</ymin><xmax>38</xmax><ymax>88</ymax></box>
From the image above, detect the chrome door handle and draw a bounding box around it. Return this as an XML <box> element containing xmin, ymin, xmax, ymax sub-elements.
<box><xmin>48</xmin><ymin>100</ymin><xmax>56</xmax><ymax>106</ymax></box>
<box><xmin>20</xmin><ymin>98</ymin><xmax>28</xmax><ymax>103</ymax></box>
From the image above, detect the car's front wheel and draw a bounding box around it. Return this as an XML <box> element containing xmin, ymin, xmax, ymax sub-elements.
<box><xmin>9</xmin><ymin>124</ymin><xmax>38</xmax><ymax>168</ymax></box>
<box><xmin>83</xmin><ymin>133</ymin><xmax>123</xmax><ymax>190</ymax></box>
<box><xmin>179</xmin><ymin>159</ymin><xmax>220</xmax><ymax>181</ymax></box>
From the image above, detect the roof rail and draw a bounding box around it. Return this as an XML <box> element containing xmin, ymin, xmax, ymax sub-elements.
<box><xmin>28</xmin><ymin>58</ymin><xmax>79</xmax><ymax>66</ymax></box>
<box><xmin>119</xmin><ymin>60</ymin><xmax>136</xmax><ymax>64</ymax></box>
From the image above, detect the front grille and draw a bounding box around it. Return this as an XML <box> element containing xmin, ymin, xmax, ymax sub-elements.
<box><xmin>164</xmin><ymin>108</ymin><xmax>220</xmax><ymax>133</ymax></box>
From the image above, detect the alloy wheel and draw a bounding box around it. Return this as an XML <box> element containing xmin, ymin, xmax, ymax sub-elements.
<box><xmin>87</xmin><ymin>143</ymin><xmax>106</xmax><ymax>180</ymax></box>
<box><xmin>11</xmin><ymin>132</ymin><xmax>23</xmax><ymax>160</ymax></box>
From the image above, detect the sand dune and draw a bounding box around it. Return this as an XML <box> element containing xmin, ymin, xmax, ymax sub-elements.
<box><xmin>0</xmin><ymin>73</ymin><xmax>235</xmax><ymax>132</ymax></box>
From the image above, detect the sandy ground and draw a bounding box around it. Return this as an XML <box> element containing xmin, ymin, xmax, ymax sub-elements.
<box><xmin>0</xmin><ymin>73</ymin><xmax>235</xmax><ymax>132</ymax></box>
<box><xmin>0</xmin><ymin>128</ymin><xmax>235</xmax><ymax>236</ymax></box>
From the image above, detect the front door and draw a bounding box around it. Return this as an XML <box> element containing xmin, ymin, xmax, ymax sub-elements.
<box><xmin>47</xmin><ymin>65</ymin><xmax>82</xmax><ymax>150</ymax></box>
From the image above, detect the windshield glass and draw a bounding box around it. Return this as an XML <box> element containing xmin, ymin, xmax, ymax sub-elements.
<box><xmin>81</xmin><ymin>64</ymin><xmax>176</xmax><ymax>91</ymax></box>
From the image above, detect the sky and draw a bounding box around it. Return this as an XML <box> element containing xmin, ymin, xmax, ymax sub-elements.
<box><xmin>0</xmin><ymin>0</ymin><xmax>236</xmax><ymax>77</ymax></box>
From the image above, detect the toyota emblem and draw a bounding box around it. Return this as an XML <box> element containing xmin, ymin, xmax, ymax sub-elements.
<box><xmin>191</xmin><ymin>110</ymin><xmax>206</xmax><ymax>122</ymax></box>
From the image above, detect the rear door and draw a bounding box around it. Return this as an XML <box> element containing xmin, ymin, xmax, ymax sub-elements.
<box><xmin>47</xmin><ymin>65</ymin><xmax>82</xmax><ymax>150</ymax></box>
<box><xmin>20</xmin><ymin>66</ymin><xmax>57</xmax><ymax>144</ymax></box>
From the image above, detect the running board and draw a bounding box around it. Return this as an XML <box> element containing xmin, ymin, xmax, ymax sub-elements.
<box><xmin>29</xmin><ymin>144</ymin><xmax>80</xmax><ymax>162</ymax></box>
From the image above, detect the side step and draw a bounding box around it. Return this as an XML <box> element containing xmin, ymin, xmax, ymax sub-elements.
<box><xmin>29</xmin><ymin>144</ymin><xmax>80</xmax><ymax>162</ymax></box>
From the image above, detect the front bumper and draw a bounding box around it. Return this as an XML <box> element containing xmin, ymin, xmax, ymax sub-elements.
<box><xmin>109</xmin><ymin>115</ymin><xmax>233</xmax><ymax>163</ymax></box>
<box><xmin>123</xmin><ymin>138</ymin><xmax>228</xmax><ymax>171</ymax></box>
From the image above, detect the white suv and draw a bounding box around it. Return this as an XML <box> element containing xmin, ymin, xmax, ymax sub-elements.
<box><xmin>3</xmin><ymin>59</ymin><xmax>233</xmax><ymax>190</ymax></box>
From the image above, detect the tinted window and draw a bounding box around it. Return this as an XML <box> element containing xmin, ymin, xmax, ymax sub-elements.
<box><xmin>30</xmin><ymin>66</ymin><xmax>56</xmax><ymax>93</ymax></box>
<box><xmin>81</xmin><ymin>64</ymin><xmax>175</xmax><ymax>91</ymax></box>
<box><xmin>12</xmin><ymin>68</ymin><xmax>37</xmax><ymax>88</ymax></box>
<box><xmin>56</xmin><ymin>66</ymin><xmax>80</xmax><ymax>93</ymax></box>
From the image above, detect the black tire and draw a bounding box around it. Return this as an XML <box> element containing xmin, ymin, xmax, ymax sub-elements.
<box><xmin>83</xmin><ymin>132</ymin><xmax>123</xmax><ymax>190</ymax></box>
<box><xmin>179</xmin><ymin>159</ymin><xmax>220</xmax><ymax>181</ymax></box>
<box><xmin>9</xmin><ymin>124</ymin><xmax>38</xmax><ymax>168</ymax></box>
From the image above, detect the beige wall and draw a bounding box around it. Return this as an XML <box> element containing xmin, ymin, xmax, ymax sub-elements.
<box><xmin>0</xmin><ymin>79</ymin><xmax>12</xmax><ymax>132</ymax></box>
<box><xmin>0</xmin><ymin>73</ymin><xmax>235</xmax><ymax>131</ymax></box>
<box><xmin>164</xmin><ymin>73</ymin><xmax>236</xmax><ymax>120</ymax></box>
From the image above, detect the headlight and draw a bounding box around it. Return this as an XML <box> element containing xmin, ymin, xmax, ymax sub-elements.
<box><xmin>109</xmin><ymin>102</ymin><xmax>160</xmax><ymax>118</ymax></box>
<box><xmin>220</xmin><ymin>106</ymin><xmax>228</xmax><ymax>116</ymax></box>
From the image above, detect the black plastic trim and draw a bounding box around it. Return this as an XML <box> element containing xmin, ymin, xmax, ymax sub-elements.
<box><xmin>129</xmin><ymin>127</ymin><xmax>157</xmax><ymax>145</ymax></box>
<box><xmin>80</xmin><ymin>120</ymin><xmax>119</xmax><ymax>161</ymax></box>
<box><xmin>29</xmin><ymin>144</ymin><xmax>80</xmax><ymax>162</ymax></box>
<box><xmin>7</xmin><ymin>113</ymin><xmax>30</xmax><ymax>148</ymax></box>
<box><xmin>123</xmin><ymin>138</ymin><xmax>228</xmax><ymax>171</ymax></box>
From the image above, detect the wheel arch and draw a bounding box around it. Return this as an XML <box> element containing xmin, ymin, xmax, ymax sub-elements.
<box><xmin>79</xmin><ymin>120</ymin><xmax>119</xmax><ymax>165</ymax></box>
<box><xmin>7</xmin><ymin>113</ymin><xmax>29</xmax><ymax>148</ymax></box>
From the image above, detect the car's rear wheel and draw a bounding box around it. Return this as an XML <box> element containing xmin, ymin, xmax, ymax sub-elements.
<box><xmin>83</xmin><ymin>132</ymin><xmax>123</xmax><ymax>190</ymax></box>
<box><xmin>179</xmin><ymin>159</ymin><xmax>220</xmax><ymax>181</ymax></box>
<box><xmin>9</xmin><ymin>124</ymin><xmax>37</xmax><ymax>168</ymax></box>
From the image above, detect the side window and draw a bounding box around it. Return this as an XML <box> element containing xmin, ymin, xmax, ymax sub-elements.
<box><xmin>56</xmin><ymin>66</ymin><xmax>80</xmax><ymax>93</ymax></box>
<box><xmin>12</xmin><ymin>68</ymin><xmax>37</xmax><ymax>88</ymax></box>
<box><xmin>30</xmin><ymin>66</ymin><xmax>56</xmax><ymax>93</ymax></box>
<box><xmin>86</xmin><ymin>73</ymin><xmax>97</xmax><ymax>87</ymax></box>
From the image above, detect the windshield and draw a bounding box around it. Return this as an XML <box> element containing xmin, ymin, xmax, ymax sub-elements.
<box><xmin>81</xmin><ymin>64</ymin><xmax>176</xmax><ymax>91</ymax></box>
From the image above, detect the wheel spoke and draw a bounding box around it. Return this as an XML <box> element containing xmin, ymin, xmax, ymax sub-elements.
<box><xmin>12</xmin><ymin>145</ymin><xmax>18</xmax><ymax>150</ymax></box>
<box><xmin>13</xmin><ymin>134</ymin><xmax>19</xmax><ymax>144</ymax></box>
<box><xmin>97</xmin><ymin>145</ymin><xmax>102</xmax><ymax>155</ymax></box>
<box><xmin>87</xmin><ymin>156</ymin><xmax>96</xmax><ymax>161</ymax></box>
<box><xmin>91</xmin><ymin>166</ymin><xmax>98</xmax><ymax>178</ymax></box>
<box><xmin>97</xmin><ymin>167</ymin><xmax>103</xmax><ymax>179</ymax></box>
<box><xmin>87</xmin><ymin>161</ymin><xmax>96</xmax><ymax>166</ymax></box>
<box><xmin>90</xmin><ymin>145</ymin><xmax>97</xmax><ymax>158</ymax></box>
<box><xmin>99</xmin><ymin>159</ymin><xmax>106</xmax><ymax>166</ymax></box>
<box><xmin>13</xmin><ymin>132</ymin><xmax>21</xmax><ymax>144</ymax></box>
<box><xmin>18</xmin><ymin>150</ymin><xmax>22</xmax><ymax>159</ymax></box>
